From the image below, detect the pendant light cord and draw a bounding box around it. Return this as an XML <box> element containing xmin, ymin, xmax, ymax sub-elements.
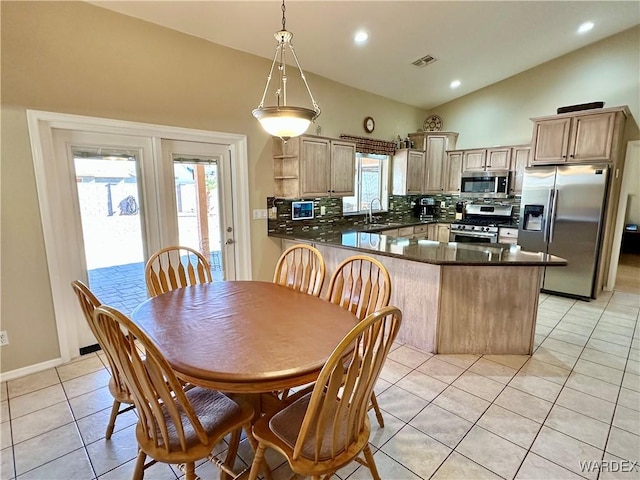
<box><xmin>281</xmin><ymin>0</ymin><xmax>286</xmax><ymax>31</ymax></box>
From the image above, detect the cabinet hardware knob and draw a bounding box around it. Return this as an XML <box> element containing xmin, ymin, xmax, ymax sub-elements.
<box><xmin>570</xmin><ymin>154</ymin><xmax>574</xmax><ymax>158</ymax></box>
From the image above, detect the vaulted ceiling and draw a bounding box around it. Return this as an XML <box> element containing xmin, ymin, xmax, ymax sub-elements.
<box><xmin>90</xmin><ymin>1</ymin><xmax>640</xmax><ymax>109</ymax></box>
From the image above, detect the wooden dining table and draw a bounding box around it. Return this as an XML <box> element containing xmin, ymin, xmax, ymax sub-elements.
<box><xmin>130</xmin><ymin>280</ymin><xmax>359</xmax><ymax>395</ymax></box>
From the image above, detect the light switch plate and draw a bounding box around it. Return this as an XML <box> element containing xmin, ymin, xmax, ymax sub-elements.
<box><xmin>252</xmin><ymin>209</ymin><xmax>267</xmax><ymax>220</ymax></box>
<box><xmin>320</xmin><ymin>206</ymin><xmax>326</xmax><ymax>215</ymax></box>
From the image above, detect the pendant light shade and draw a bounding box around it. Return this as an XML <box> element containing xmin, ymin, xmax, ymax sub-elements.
<box><xmin>252</xmin><ymin>2</ymin><xmax>320</xmax><ymax>140</ymax></box>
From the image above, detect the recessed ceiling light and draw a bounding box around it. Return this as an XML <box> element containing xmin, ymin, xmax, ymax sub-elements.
<box><xmin>578</xmin><ymin>22</ymin><xmax>594</xmax><ymax>34</ymax></box>
<box><xmin>354</xmin><ymin>31</ymin><xmax>368</xmax><ymax>44</ymax></box>
<box><xmin>450</xmin><ymin>80</ymin><xmax>461</xmax><ymax>89</ymax></box>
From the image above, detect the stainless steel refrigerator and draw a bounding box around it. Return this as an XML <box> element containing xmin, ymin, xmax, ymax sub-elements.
<box><xmin>518</xmin><ymin>164</ymin><xmax>609</xmax><ymax>299</ymax></box>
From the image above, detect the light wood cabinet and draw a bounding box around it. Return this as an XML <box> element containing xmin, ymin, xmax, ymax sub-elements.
<box><xmin>509</xmin><ymin>145</ymin><xmax>530</xmax><ymax>195</ymax></box>
<box><xmin>463</xmin><ymin>148</ymin><xmax>511</xmax><ymax>172</ymax></box>
<box><xmin>530</xmin><ymin>108</ymin><xmax>627</xmax><ymax>165</ymax></box>
<box><xmin>329</xmin><ymin>140</ymin><xmax>357</xmax><ymax>196</ymax></box>
<box><xmin>486</xmin><ymin>147</ymin><xmax>512</xmax><ymax>170</ymax></box>
<box><xmin>408</xmin><ymin>131</ymin><xmax>459</xmax><ymax>194</ymax></box>
<box><xmin>273</xmin><ymin>135</ymin><xmax>355</xmax><ymax>198</ymax></box>
<box><xmin>436</xmin><ymin>224</ymin><xmax>451</xmax><ymax>243</ymax></box>
<box><xmin>462</xmin><ymin>149</ymin><xmax>487</xmax><ymax>172</ymax></box>
<box><xmin>444</xmin><ymin>151</ymin><xmax>463</xmax><ymax>194</ymax></box>
<box><xmin>392</xmin><ymin>149</ymin><xmax>426</xmax><ymax>195</ymax></box>
<box><xmin>425</xmin><ymin>223</ymin><xmax>450</xmax><ymax>242</ymax></box>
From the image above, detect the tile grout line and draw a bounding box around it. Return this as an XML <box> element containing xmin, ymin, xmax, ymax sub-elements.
<box><xmin>512</xmin><ymin>295</ymin><xmax>614</xmax><ymax>480</ymax></box>
<box><xmin>595</xmin><ymin>314</ymin><xmax>639</xmax><ymax>480</ymax></box>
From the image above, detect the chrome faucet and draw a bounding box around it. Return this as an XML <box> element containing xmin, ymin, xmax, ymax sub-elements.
<box><xmin>368</xmin><ymin>197</ymin><xmax>382</xmax><ymax>224</ymax></box>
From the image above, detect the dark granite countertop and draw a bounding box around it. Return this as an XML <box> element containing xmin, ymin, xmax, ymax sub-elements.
<box><xmin>269</xmin><ymin>231</ymin><xmax>567</xmax><ymax>266</ymax></box>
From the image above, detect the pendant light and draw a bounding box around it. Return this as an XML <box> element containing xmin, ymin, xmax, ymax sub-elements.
<box><xmin>252</xmin><ymin>0</ymin><xmax>320</xmax><ymax>140</ymax></box>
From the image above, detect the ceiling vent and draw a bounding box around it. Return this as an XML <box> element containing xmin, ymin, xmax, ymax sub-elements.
<box><xmin>412</xmin><ymin>55</ymin><xmax>437</xmax><ymax>68</ymax></box>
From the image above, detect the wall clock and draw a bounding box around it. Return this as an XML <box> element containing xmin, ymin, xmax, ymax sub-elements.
<box><xmin>363</xmin><ymin>116</ymin><xmax>375</xmax><ymax>133</ymax></box>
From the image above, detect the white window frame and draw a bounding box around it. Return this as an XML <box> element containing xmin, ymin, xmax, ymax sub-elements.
<box><xmin>343</xmin><ymin>152</ymin><xmax>390</xmax><ymax>215</ymax></box>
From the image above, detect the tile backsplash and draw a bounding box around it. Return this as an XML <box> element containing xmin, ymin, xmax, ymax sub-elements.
<box><xmin>267</xmin><ymin>195</ymin><xmax>521</xmax><ymax>236</ymax></box>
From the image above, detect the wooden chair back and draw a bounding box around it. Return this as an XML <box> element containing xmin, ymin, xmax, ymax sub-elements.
<box><xmin>273</xmin><ymin>244</ymin><xmax>326</xmax><ymax>297</ymax></box>
<box><xmin>70</xmin><ymin>280</ymin><xmax>131</xmax><ymax>401</ymax></box>
<box><xmin>92</xmin><ymin>305</ymin><xmax>210</xmax><ymax>455</ymax></box>
<box><xmin>326</xmin><ymin>255</ymin><xmax>391</xmax><ymax>320</ymax></box>
<box><xmin>293</xmin><ymin>306</ymin><xmax>401</xmax><ymax>463</ymax></box>
<box><xmin>145</xmin><ymin>246</ymin><xmax>213</xmax><ymax>297</ymax></box>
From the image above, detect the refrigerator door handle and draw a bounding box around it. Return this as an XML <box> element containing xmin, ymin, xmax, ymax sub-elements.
<box><xmin>549</xmin><ymin>188</ymin><xmax>559</xmax><ymax>243</ymax></box>
<box><xmin>543</xmin><ymin>188</ymin><xmax>554</xmax><ymax>243</ymax></box>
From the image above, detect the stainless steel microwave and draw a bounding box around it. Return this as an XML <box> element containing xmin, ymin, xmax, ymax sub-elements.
<box><xmin>460</xmin><ymin>171</ymin><xmax>509</xmax><ymax>198</ymax></box>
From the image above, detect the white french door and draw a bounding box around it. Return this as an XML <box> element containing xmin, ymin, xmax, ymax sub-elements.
<box><xmin>161</xmin><ymin>139</ymin><xmax>236</xmax><ymax>280</ymax></box>
<box><xmin>28</xmin><ymin>111</ymin><xmax>250</xmax><ymax>361</ymax></box>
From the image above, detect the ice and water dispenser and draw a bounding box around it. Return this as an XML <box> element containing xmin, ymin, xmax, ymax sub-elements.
<box><xmin>522</xmin><ymin>205</ymin><xmax>544</xmax><ymax>231</ymax></box>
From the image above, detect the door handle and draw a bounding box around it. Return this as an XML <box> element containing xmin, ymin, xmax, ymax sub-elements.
<box><xmin>549</xmin><ymin>189</ymin><xmax>558</xmax><ymax>243</ymax></box>
<box><xmin>225</xmin><ymin>239</ymin><xmax>235</xmax><ymax>245</ymax></box>
<box><xmin>543</xmin><ymin>189</ymin><xmax>553</xmax><ymax>243</ymax></box>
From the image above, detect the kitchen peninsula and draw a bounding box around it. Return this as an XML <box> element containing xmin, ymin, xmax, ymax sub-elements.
<box><xmin>271</xmin><ymin>231</ymin><xmax>567</xmax><ymax>355</ymax></box>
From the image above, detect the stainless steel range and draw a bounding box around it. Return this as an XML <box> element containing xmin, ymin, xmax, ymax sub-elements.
<box><xmin>450</xmin><ymin>204</ymin><xmax>514</xmax><ymax>244</ymax></box>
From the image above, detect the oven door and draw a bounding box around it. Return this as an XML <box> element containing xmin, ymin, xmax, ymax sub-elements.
<box><xmin>450</xmin><ymin>230</ymin><xmax>498</xmax><ymax>244</ymax></box>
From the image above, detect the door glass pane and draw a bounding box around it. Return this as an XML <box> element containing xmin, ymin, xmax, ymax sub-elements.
<box><xmin>74</xmin><ymin>149</ymin><xmax>148</xmax><ymax>314</ymax></box>
<box><xmin>173</xmin><ymin>159</ymin><xmax>225</xmax><ymax>280</ymax></box>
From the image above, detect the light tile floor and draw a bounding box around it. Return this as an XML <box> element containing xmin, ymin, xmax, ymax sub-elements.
<box><xmin>1</xmin><ymin>291</ymin><xmax>639</xmax><ymax>479</ymax></box>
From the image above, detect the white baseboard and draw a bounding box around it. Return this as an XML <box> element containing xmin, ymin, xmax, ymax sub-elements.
<box><xmin>0</xmin><ymin>358</ymin><xmax>64</xmax><ymax>383</ymax></box>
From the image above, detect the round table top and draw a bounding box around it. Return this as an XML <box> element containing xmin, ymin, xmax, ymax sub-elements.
<box><xmin>131</xmin><ymin>281</ymin><xmax>358</xmax><ymax>393</ymax></box>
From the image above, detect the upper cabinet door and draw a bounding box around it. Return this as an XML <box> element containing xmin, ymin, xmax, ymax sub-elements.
<box><xmin>462</xmin><ymin>149</ymin><xmax>487</xmax><ymax>172</ymax></box>
<box><xmin>424</xmin><ymin>136</ymin><xmax>447</xmax><ymax>193</ymax></box>
<box><xmin>486</xmin><ymin>148</ymin><xmax>511</xmax><ymax>170</ymax></box>
<box><xmin>407</xmin><ymin>150</ymin><xmax>426</xmax><ymax>194</ymax></box>
<box><xmin>444</xmin><ymin>151</ymin><xmax>463</xmax><ymax>193</ymax></box>
<box><xmin>330</xmin><ymin>140</ymin><xmax>356</xmax><ymax>196</ymax></box>
<box><xmin>569</xmin><ymin>112</ymin><xmax>615</xmax><ymax>162</ymax></box>
<box><xmin>531</xmin><ymin>117</ymin><xmax>571</xmax><ymax>164</ymax></box>
<box><xmin>509</xmin><ymin>146</ymin><xmax>530</xmax><ymax>195</ymax></box>
<box><xmin>300</xmin><ymin>136</ymin><xmax>332</xmax><ymax>196</ymax></box>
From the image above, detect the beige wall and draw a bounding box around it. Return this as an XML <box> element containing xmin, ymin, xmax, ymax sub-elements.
<box><xmin>0</xmin><ymin>1</ymin><xmax>426</xmax><ymax>372</ymax></box>
<box><xmin>430</xmin><ymin>26</ymin><xmax>640</xmax><ymax>149</ymax></box>
<box><xmin>431</xmin><ymin>25</ymin><xmax>640</xmax><ymax>226</ymax></box>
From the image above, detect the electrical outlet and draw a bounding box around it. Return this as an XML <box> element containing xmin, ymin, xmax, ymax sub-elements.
<box><xmin>320</xmin><ymin>206</ymin><xmax>326</xmax><ymax>215</ymax></box>
<box><xmin>440</xmin><ymin>201</ymin><xmax>446</xmax><ymax>208</ymax></box>
<box><xmin>0</xmin><ymin>331</ymin><xmax>8</xmax><ymax>346</ymax></box>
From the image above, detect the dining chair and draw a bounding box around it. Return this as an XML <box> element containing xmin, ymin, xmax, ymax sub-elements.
<box><xmin>273</xmin><ymin>243</ymin><xmax>326</xmax><ymax>297</ymax></box>
<box><xmin>145</xmin><ymin>245</ymin><xmax>213</xmax><ymax>297</ymax></box>
<box><xmin>326</xmin><ymin>255</ymin><xmax>392</xmax><ymax>428</ymax></box>
<box><xmin>70</xmin><ymin>280</ymin><xmax>135</xmax><ymax>440</ymax></box>
<box><xmin>92</xmin><ymin>305</ymin><xmax>255</xmax><ymax>480</ymax></box>
<box><xmin>248</xmin><ymin>306</ymin><xmax>402</xmax><ymax>480</ymax></box>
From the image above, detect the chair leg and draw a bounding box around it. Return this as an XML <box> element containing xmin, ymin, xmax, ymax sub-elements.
<box><xmin>185</xmin><ymin>462</ymin><xmax>197</xmax><ymax>480</ymax></box>
<box><xmin>133</xmin><ymin>450</ymin><xmax>146</xmax><ymax>480</ymax></box>
<box><xmin>248</xmin><ymin>443</ymin><xmax>266</xmax><ymax>480</ymax></box>
<box><xmin>362</xmin><ymin>443</ymin><xmax>380</xmax><ymax>480</ymax></box>
<box><xmin>370</xmin><ymin>391</ymin><xmax>384</xmax><ymax>428</ymax></box>
<box><xmin>105</xmin><ymin>399</ymin><xmax>121</xmax><ymax>439</ymax></box>
<box><xmin>223</xmin><ymin>427</ymin><xmax>241</xmax><ymax>474</ymax></box>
